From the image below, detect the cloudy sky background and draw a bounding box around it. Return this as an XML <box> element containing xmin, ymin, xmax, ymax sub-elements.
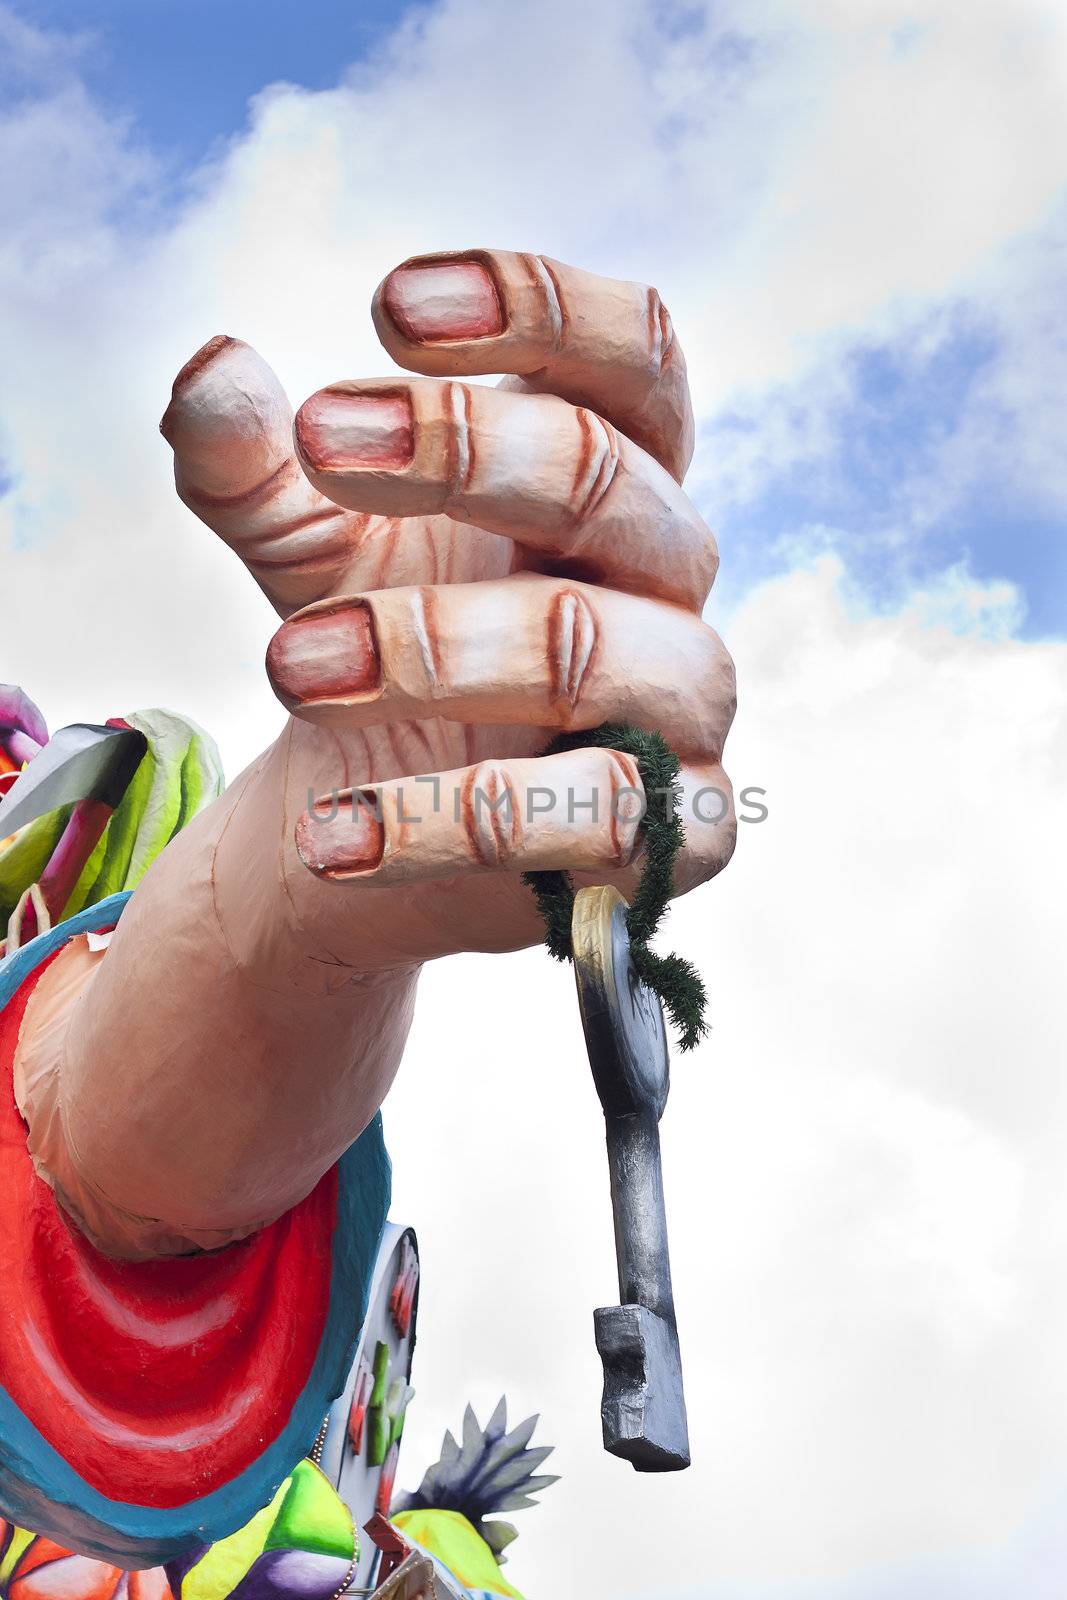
<box><xmin>3</xmin><ymin>1</ymin><xmax>1066</xmax><ymax>1595</ymax></box>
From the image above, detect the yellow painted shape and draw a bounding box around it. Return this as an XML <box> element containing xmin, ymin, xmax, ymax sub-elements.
<box><xmin>391</xmin><ymin>1510</ymin><xmax>523</xmax><ymax>1599</ymax></box>
<box><xmin>0</xmin><ymin>1528</ymin><xmax>35</xmax><ymax>1588</ymax></box>
<box><xmin>182</xmin><ymin>1478</ymin><xmax>289</xmax><ymax>1600</ymax></box>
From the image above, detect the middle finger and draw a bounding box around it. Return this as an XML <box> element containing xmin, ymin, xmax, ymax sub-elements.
<box><xmin>293</xmin><ymin>378</ymin><xmax>717</xmax><ymax>613</ymax></box>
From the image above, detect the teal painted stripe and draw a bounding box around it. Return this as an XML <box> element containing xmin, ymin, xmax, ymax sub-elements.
<box><xmin>0</xmin><ymin>895</ymin><xmax>390</xmax><ymax>1565</ymax></box>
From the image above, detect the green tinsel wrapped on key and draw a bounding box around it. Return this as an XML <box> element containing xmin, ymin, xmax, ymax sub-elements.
<box><xmin>523</xmin><ymin>724</ymin><xmax>708</xmax><ymax>1051</ymax></box>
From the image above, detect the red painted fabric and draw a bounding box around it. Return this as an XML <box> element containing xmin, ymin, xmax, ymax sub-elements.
<box><xmin>0</xmin><ymin>950</ymin><xmax>337</xmax><ymax>1509</ymax></box>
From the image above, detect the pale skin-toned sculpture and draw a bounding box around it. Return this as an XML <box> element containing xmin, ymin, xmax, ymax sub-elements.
<box><xmin>14</xmin><ymin>249</ymin><xmax>737</xmax><ymax>1260</ymax></box>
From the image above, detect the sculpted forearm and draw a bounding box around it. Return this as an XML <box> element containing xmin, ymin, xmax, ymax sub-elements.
<box><xmin>16</xmin><ymin>732</ymin><xmax>419</xmax><ymax>1258</ymax></box>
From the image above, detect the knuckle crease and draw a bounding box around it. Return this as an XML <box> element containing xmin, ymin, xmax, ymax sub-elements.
<box><xmin>548</xmin><ymin>588</ymin><xmax>598</xmax><ymax>716</ymax></box>
<box><xmin>530</xmin><ymin>254</ymin><xmax>567</xmax><ymax>348</ymax></box>
<box><xmin>570</xmin><ymin>409</ymin><xmax>620</xmax><ymax>524</ymax></box>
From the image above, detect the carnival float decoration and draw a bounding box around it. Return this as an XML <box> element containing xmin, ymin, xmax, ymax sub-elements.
<box><xmin>0</xmin><ymin>246</ymin><xmax>736</xmax><ymax>1597</ymax></box>
<box><xmin>0</xmin><ymin>710</ymin><xmax>552</xmax><ymax>1597</ymax></box>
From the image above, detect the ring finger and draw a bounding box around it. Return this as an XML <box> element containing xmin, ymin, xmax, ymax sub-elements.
<box><xmin>267</xmin><ymin>574</ymin><xmax>736</xmax><ymax>762</ymax></box>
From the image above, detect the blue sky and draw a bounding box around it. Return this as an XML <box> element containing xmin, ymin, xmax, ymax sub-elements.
<box><xmin>4</xmin><ymin>0</ymin><xmax>1064</xmax><ymax>640</ymax></box>
<box><xmin>20</xmin><ymin>0</ymin><xmax>405</xmax><ymax>160</ymax></box>
<box><xmin>714</xmin><ymin>319</ymin><xmax>1067</xmax><ymax>636</ymax></box>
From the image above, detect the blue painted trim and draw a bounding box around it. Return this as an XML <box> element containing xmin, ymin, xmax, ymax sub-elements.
<box><xmin>0</xmin><ymin>892</ymin><xmax>134</xmax><ymax>1002</ymax></box>
<box><xmin>0</xmin><ymin>896</ymin><xmax>391</xmax><ymax>1565</ymax></box>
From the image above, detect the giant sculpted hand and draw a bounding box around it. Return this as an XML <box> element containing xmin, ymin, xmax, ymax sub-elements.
<box><xmin>166</xmin><ymin>251</ymin><xmax>736</xmax><ymax>942</ymax></box>
<box><xmin>24</xmin><ymin>253</ymin><xmax>737</xmax><ymax>1258</ymax></box>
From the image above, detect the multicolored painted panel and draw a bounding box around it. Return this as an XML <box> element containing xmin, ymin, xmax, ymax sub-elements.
<box><xmin>0</xmin><ymin>898</ymin><xmax>391</xmax><ymax>1566</ymax></box>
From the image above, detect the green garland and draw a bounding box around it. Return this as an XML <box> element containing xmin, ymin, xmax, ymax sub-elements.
<box><xmin>522</xmin><ymin>723</ymin><xmax>708</xmax><ymax>1051</ymax></box>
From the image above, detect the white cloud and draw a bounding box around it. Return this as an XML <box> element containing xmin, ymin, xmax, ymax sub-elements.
<box><xmin>390</xmin><ymin>556</ymin><xmax>1067</xmax><ymax>1598</ymax></box>
<box><xmin>6</xmin><ymin>0</ymin><xmax>1067</xmax><ymax>676</ymax></box>
<box><xmin>909</xmin><ymin>213</ymin><xmax>1067</xmax><ymax>524</ymax></box>
<box><xmin>3</xmin><ymin>1</ymin><xmax>1067</xmax><ymax>1594</ymax></box>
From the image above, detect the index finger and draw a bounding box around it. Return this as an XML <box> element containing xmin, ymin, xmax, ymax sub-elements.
<box><xmin>372</xmin><ymin>250</ymin><xmax>695</xmax><ymax>483</ymax></box>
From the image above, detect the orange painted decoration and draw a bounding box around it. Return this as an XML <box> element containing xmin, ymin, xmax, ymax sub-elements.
<box><xmin>0</xmin><ymin>1521</ymin><xmax>174</xmax><ymax>1600</ymax></box>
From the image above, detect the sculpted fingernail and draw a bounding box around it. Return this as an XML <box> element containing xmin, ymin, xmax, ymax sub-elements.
<box><xmin>267</xmin><ymin>606</ymin><xmax>380</xmax><ymax>703</ymax></box>
<box><xmin>383</xmin><ymin>261</ymin><xmax>504</xmax><ymax>343</ymax></box>
<box><xmin>296</xmin><ymin>392</ymin><xmax>415</xmax><ymax>472</ymax></box>
<box><xmin>296</xmin><ymin>793</ymin><xmax>385</xmax><ymax>877</ymax></box>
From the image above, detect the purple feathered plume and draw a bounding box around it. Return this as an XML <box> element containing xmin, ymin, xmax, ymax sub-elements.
<box><xmin>0</xmin><ymin>684</ymin><xmax>48</xmax><ymax>770</ymax></box>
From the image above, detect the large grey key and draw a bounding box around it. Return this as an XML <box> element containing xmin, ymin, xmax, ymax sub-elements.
<box><xmin>571</xmin><ymin>885</ymin><xmax>691</xmax><ymax>1472</ymax></box>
